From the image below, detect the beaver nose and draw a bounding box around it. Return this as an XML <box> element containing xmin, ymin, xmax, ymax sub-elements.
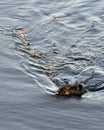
<box><xmin>65</xmin><ymin>91</ymin><xmax>70</xmax><ymax>95</ymax></box>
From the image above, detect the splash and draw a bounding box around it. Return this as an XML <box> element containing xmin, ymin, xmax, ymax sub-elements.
<box><xmin>21</xmin><ymin>62</ymin><xmax>58</xmax><ymax>95</ymax></box>
<box><xmin>82</xmin><ymin>91</ymin><xmax>104</xmax><ymax>101</ymax></box>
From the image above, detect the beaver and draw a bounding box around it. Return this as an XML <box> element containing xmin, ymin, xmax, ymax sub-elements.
<box><xmin>55</xmin><ymin>82</ymin><xmax>104</xmax><ymax>97</ymax></box>
<box><xmin>55</xmin><ymin>82</ymin><xmax>86</xmax><ymax>97</ymax></box>
<box><xmin>54</xmin><ymin>67</ymin><xmax>104</xmax><ymax>97</ymax></box>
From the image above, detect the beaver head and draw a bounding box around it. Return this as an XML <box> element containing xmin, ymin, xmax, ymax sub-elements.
<box><xmin>56</xmin><ymin>83</ymin><xmax>86</xmax><ymax>97</ymax></box>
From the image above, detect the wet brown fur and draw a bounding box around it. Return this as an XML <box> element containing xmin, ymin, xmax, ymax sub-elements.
<box><xmin>56</xmin><ymin>82</ymin><xmax>86</xmax><ymax>97</ymax></box>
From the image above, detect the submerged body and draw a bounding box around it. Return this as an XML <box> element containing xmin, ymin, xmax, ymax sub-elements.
<box><xmin>55</xmin><ymin>67</ymin><xmax>104</xmax><ymax>97</ymax></box>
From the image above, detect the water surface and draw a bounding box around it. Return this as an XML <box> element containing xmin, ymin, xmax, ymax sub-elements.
<box><xmin>0</xmin><ymin>0</ymin><xmax>104</xmax><ymax>130</ymax></box>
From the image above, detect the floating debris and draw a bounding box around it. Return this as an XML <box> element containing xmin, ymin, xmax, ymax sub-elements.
<box><xmin>17</xmin><ymin>28</ymin><xmax>27</xmax><ymax>34</ymax></box>
<box><xmin>12</xmin><ymin>28</ymin><xmax>30</xmax><ymax>46</ymax></box>
<box><xmin>53</xmin><ymin>15</ymin><xmax>61</xmax><ymax>19</ymax></box>
<box><xmin>52</xmin><ymin>14</ymin><xmax>64</xmax><ymax>21</ymax></box>
<box><xmin>21</xmin><ymin>35</ymin><xmax>30</xmax><ymax>46</ymax></box>
<box><xmin>12</xmin><ymin>28</ymin><xmax>27</xmax><ymax>35</ymax></box>
<box><xmin>30</xmin><ymin>50</ymin><xmax>44</xmax><ymax>59</ymax></box>
<box><xmin>30</xmin><ymin>50</ymin><xmax>37</xmax><ymax>57</ymax></box>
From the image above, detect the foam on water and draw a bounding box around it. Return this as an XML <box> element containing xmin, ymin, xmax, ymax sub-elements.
<box><xmin>82</xmin><ymin>91</ymin><xmax>104</xmax><ymax>101</ymax></box>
